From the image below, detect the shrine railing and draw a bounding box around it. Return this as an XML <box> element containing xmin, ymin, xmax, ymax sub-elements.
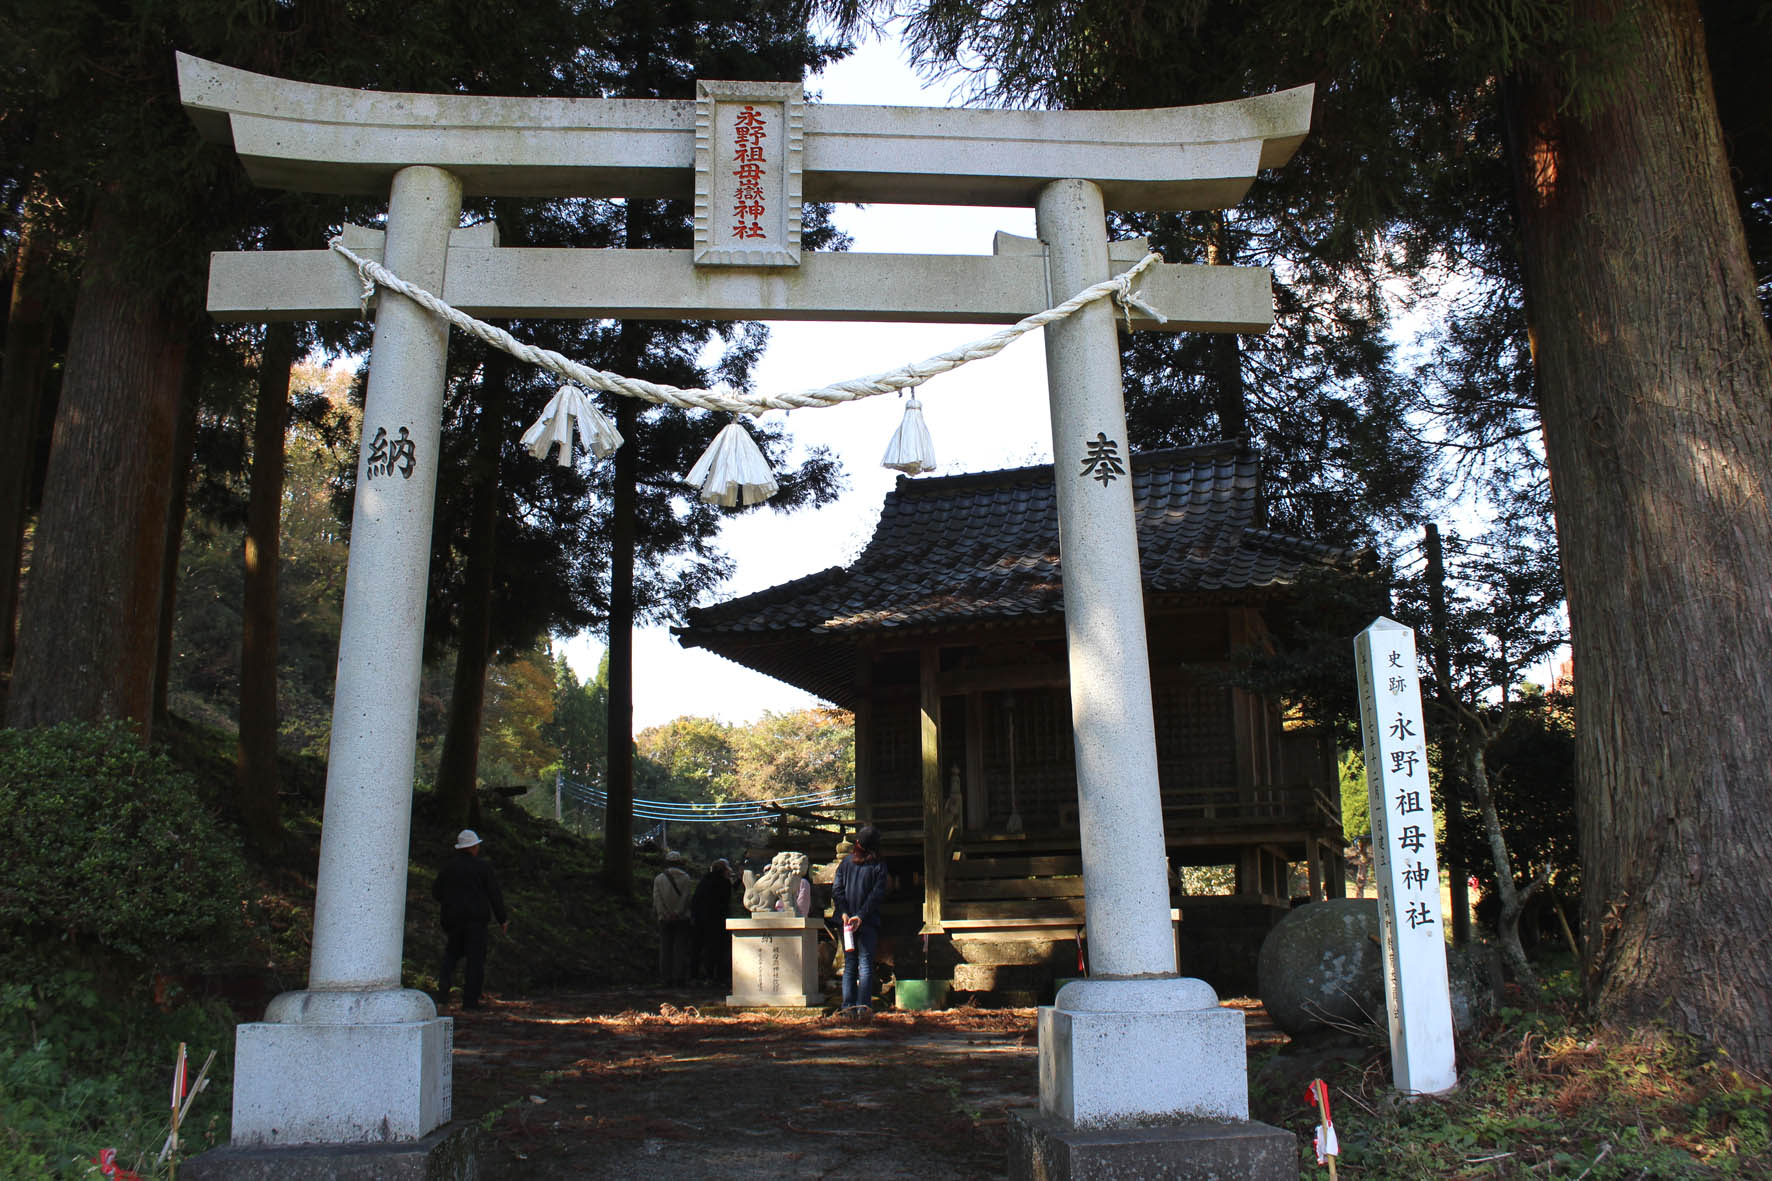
<box><xmin>1161</xmin><ymin>783</ymin><xmax>1339</xmax><ymax>831</ymax></box>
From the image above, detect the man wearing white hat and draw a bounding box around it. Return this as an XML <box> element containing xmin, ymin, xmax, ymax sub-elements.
<box><xmin>432</xmin><ymin>829</ymin><xmax>509</xmax><ymax>1009</ymax></box>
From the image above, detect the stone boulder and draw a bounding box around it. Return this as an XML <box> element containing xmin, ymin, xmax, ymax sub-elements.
<box><xmin>1257</xmin><ymin>899</ymin><xmax>1385</xmax><ymax>1038</ymax></box>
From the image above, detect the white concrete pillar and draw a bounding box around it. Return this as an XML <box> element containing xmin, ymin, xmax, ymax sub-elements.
<box><xmin>227</xmin><ymin>165</ymin><xmax>461</xmax><ymax>1147</ymax></box>
<box><xmin>1036</xmin><ymin>179</ymin><xmax>1174</xmax><ymax>980</ymax></box>
<box><xmin>309</xmin><ymin>164</ymin><xmax>463</xmax><ymax>995</ymax></box>
<box><xmin>1034</xmin><ymin>180</ymin><xmax>1250</xmax><ymax>1130</ymax></box>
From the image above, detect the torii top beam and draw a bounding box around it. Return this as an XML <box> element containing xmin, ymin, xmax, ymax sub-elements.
<box><xmin>176</xmin><ymin>54</ymin><xmax>1312</xmax><ymax>211</ymax></box>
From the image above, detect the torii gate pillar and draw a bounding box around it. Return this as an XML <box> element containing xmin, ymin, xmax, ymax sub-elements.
<box><xmin>224</xmin><ymin>164</ymin><xmax>464</xmax><ymax>1153</ymax></box>
<box><xmin>1015</xmin><ymin>181</ymin><xmax>1295</xmax><ymax>1176</ymax></box>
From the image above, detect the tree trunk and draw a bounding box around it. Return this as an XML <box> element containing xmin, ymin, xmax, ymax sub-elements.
<box><xmin>1467</xmin><ymin>741</ymin><xmax>1539</xmax><ymax>994</ymax></box>
<box><xmin>1424</xmin><ymin>523</ymin><xmax>1472</xmax><ymax>946</ymax></box>
<box><xmin>0</xmin><ymin>196</ymin><xmax>56</xmax><ymax>711</ymax></box>
<box><xmin>1203</xmin><ymin>214</ymin><xmax>1249</xmax><ymax>442</ymax></box>
<box><xmin>435</xmin><ymin>349</ymin><xmax>511</xmax><ymax>830</ymax></box>
<box><xmin>1509</xmin><ymin>0</ymin><xmax>1772</xmax><ymax>1072</ymax></box>
<box><xmin>152</xmin><ymin>328</ymin><xmax>208</xmax><ymax>727</ymax></box>
<box><xmin>600</xmin><ymin>391</ymin><xmax>638</xmax><ymax>895</ymax></box>
<box><xmin>7</xmin><ymin>194</ymin><xmax>192</xmax><ymax>737</ymax></box>
<box><xmin>236</xmin><ymin>320</ymin><xmax>296</xmax><ymax>852</ymax></box>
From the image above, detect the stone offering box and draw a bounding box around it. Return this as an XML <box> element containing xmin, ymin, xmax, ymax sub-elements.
<box><xmin>726</xmin><ymin>915</ymin><xmax>824</xmax><ymax>1008</ymax></box>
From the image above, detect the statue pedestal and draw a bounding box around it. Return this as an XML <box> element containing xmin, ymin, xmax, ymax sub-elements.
<box><xmin>726</xmin><ymin>915</ymin><xmax>823</xmax><ymax>1007</ymax></box>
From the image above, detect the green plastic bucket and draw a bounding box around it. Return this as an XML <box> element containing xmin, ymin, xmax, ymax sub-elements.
<box><xmin>894</xmin><ymin>979</ymin><xmax>950</xmax><ymax>1011</ymax></box>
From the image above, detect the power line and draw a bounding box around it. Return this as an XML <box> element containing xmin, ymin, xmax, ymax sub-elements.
<box><xmin>558</xmin><ymin>777</ymin><xmax>856</xmax><ymax>822</ymax></box>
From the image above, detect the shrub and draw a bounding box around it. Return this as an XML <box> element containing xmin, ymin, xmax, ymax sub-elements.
<box><xmin>0</xmin><ymin>960</ymin><xmax>234</xmax><ymax>1178</ymax></box>
<box><xmin>0</xmin><ymin>721</ymin><xmax>248</xmax><ymax>963</ymax></box>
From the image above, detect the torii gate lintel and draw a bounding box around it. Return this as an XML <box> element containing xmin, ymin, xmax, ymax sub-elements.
<box><xmin>177</xmin><ymin>52</ymin><xmax>1310</xmax><ymax>210</ymax></box>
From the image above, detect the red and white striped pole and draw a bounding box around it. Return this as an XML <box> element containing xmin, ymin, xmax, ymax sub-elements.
<box><xmin>1306</xmin><ymin>1078</ymin><xmax>1340</xmax><ymax>1178</ymax></box>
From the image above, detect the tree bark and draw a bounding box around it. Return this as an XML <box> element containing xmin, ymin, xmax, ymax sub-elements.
<box><xmin>435</xmin><ymin>349</ymin><xmax>511</xmax><ymax>830</ymax></box>
<box><xmin>236</xmin><ymin>320</ymin><xmax>297</xmax><ymax>852</ymax></box>
<box><xmin>7</xmin><ymin>194</ymin><xmax>192</xmax><ymax>737</ymax></box>
<box><xmin>1509</xmin><ymin>0</ymin><xmax>1772</xmax><ymax>1071</ymax></box>
<box><xmin>0</xmin><ymin>196</ymin><xmax>56</xmax><ymax>710</ymax></box>
<box><xmin>1423</xmin><ymin>523</ymin><xmax>1472</xmax><ymax>946</ymax></box>
<box><xmin>600</xmin><ymin>390</ymin><xmax>638</xmax><ymax>895</ymax></box>
<box><xmin>152</xmin><ymin>328</ymin><xmax>208</xmax><ymax>727</ymax></box>
<box><xmin>1203</xmin><ymin>214</ymin><xmax>1250</xmax><ymax>442</ymax></box>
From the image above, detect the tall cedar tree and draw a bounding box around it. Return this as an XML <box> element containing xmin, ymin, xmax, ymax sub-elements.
<box><xmin>1</xmin><ymin>0</ymin><xmax>622</xmax><ymax>785</ymax></box>
<box><xmin>853</xmin><ymin>0</ymin><xmax>1772</xmax><ymax>1071</ymax></box>
<box><xmin>0</xmin><ymin>197</ymin><xmax>59</xmax><ymax>713</ymax></box>
<box><xmin>235</xmin><ymin>318</ymin><xmax>295</xmax><ymax>850</ymax></box>
<box><xmin>1506</xmin><ymin>0</ymin><xmax>1772</xmax><ymax>1073</ymax></box>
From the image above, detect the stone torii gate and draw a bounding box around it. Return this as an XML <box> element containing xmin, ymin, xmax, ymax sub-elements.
<box><xmin>177</xmin><ymin>54</ymin><xmax>1312</xmax><ymax>1175</ymax></box>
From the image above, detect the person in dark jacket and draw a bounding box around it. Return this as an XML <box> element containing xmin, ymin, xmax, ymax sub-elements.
<box><xmin>433</xmin><ymin>829</ymin><xmax>508</xmax><ymax>1009</ymax></box>
<box><xmin>832</xmin><ymin>825</ymin><xmax>888</xmax><ymax>1018</ymax></box>
<box><xmin>690</xmin><ymin>858</ymin><xmax>737</xmax><ymax>986</ymax></box>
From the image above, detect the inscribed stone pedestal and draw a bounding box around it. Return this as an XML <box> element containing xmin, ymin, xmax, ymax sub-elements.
<box><xmin>726</xmin><ymin>915</ymin><xmax>823</xmax><ymax>1007</ymax></box>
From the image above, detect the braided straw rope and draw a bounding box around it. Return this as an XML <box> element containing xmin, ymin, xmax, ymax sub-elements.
<box><xmin>329</xmin><ymin>236</ymin><xmax>1167</xmax><ymax>415</ymax></box>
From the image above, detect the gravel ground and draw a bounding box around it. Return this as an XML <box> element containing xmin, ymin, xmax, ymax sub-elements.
<box><xmin>451</xmin><ymin>989</ymin><xmax>1044</xmax><ymax>1179</ymax></box>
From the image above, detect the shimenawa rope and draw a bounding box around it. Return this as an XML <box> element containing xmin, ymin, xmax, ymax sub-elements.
<box><xmin>329</xmin><ymin>235</ymin><xmax>1168</xmax><ymax>501</ymax></box>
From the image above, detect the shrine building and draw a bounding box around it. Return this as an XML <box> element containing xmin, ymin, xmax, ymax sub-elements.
<box><xmin>676</xmin><ymin>438</ymin><xmax>1362</xmax><ymax>996</ymax></box>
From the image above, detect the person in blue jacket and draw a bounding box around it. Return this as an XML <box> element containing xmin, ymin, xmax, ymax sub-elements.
<box><xmin>833</xmin><ymin>824</ymin><xmax>888</xmax><ymax>1018</ymax></box>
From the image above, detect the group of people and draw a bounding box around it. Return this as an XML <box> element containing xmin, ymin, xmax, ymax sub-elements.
<box><xmin>652</xmin><ymin>851</ymin><xmax>741</xmax><ymax>987</ymax></box>
<box><xmin>429</xmin><ymin>823</ymin><xmax>892</xmax><ymax>1013</ymax></box>
<box><xmin>653</xmin><ymin>825</ymin><xmax>889</xmax><ymax>1017</ymax></box>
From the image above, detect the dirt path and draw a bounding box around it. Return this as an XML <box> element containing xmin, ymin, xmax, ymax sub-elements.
<box><xmin>449</xmin><ymin>989</ymin><xmax>1046</xmax><ymax>1178</ymax></box>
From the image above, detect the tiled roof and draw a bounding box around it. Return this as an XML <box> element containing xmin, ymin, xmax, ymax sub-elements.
<box><xmin>675</xmin><ymin>441</ymin><xmax>1353</xmax><ymax>703</ymax></box>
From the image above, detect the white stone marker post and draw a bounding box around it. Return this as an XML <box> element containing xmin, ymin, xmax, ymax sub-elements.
<box><xmin>1030</xmin><ymin>179</ymin><xmax>1249</xmax><ymax>1129</ymax></box>
<box><xmin>1354</xmin><ymin>616</ymin><xmax>1458</xmax><ymax>1095</ymax></box>
<box><xmin>230</xmin><ymin>165</ymin><xmax>463</xmax><ymax>1146</ymax></box>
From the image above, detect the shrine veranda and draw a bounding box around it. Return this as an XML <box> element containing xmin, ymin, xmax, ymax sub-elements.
<box><xmin>178</xmin><ymin>52</ymin><xmax>1316</xmax><ymax>1162</ymax></box>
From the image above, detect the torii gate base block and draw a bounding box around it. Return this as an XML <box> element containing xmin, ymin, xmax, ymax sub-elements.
<box><xmin>1009</xmin><ymin>1111</ymin><xmax>1299</xmax><ymax>1181</ymax></box>
<box><xmin>182</xmin><ymin>1122</ymin><xmax>478</xmax><ymax>1181</ymax></box>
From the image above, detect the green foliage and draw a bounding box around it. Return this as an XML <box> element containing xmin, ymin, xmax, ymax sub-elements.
<box><xmin>167</xmin><ymin>358</ymin><xmax>357</xmax><ymax>757</ymax></box>
<box><xmin>0</xmin><ymin>958</ymin><xmax>234</xmax><ymax>1179</ymax></box>
<box><xmin>543</xmin><ymin>652</ymin><xmax>609</xmax><ymax>790</ymax></box>
<box><xmin>475</xmin><ymin>647</ymin><xmax>561</xmax><ymax>787</ymax></box>
<box><xmin>1338</xmin><ymin>750</ymin><xmax>1371</xmax><ymax>842</ymax></box>
<box><xmin>729</xmin><ymin>708</ymin><xmax>856</xmax><ymax>801</ymax></box>
<box><xmin>1178</xmin><ymin>865</ymin><xmax>1237</xmax><ymax>895</ymax></box>
<box><xmin>638</xmin><ymin>715</ymin><xmax>739</xmax><ymax>801</ymax></box>
<box><xmin>0</xmin><ymin>722</ymin><xmax>248</xmax><ymax>964</ymax></box>
<box><xmin>871</xmin><ymin>0</ymin><xmax>1458</xmax><ymax>549</ymax></box>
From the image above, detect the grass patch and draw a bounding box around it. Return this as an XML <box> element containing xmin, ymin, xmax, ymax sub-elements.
<box><xmin>1254</xmin><ymin>966</ymin><xmax>1772</xmax><ymax>1178</ymax></box>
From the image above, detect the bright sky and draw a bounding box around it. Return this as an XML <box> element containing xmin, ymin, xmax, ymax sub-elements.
<box><xmin>561</xmin><ymin>32</ymin><xmax>1057</xmax><ymax>728</ymax></box>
